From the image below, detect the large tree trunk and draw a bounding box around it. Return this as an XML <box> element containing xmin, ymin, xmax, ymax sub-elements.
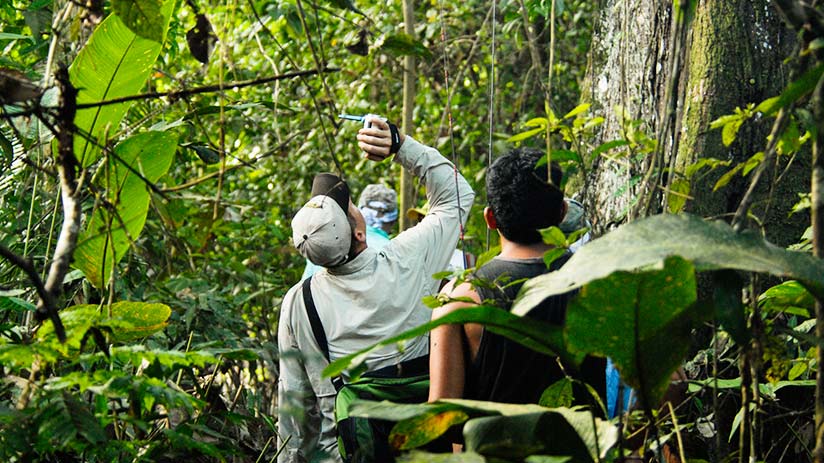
<box><xmin>584</xmin><ymin>0</ymin><xmax>805</xmax><ymax>247</ymax></box>
<box><xmin>583</xmin><ymin>0</ymin><xmax>808</xmax><ymax>461</ymax></box>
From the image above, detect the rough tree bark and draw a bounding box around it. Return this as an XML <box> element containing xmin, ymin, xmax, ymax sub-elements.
<box><xmin>583</xmin><ymin>0</ymin><xmax>809</xmax><ymax>460</ymax></box>
<box><xmin>584</xmin><ymin>0</ymin><xmax>805</xmax><ymax>248</ymax></box>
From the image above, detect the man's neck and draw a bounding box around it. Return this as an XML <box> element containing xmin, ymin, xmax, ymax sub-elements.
<box><xmin>498</xmin><ymin>236</ymin><xmax>553</xmax><ymax>260</ymax></box>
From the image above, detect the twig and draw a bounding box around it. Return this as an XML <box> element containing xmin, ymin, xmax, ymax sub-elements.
<box><xmin>74</xmin><ymin>68</ymin><xmax>338</xmax><ymax>110</ymax></box>
<box><xmin>730</xmin><ymin>108</ymin><xmax>789</xmax><ymax>231</ymax></box>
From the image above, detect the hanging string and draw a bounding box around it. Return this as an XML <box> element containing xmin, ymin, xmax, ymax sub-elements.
<box><xmin>486</xmin><ymin>0</ymin><xmax>498</xmax><ymax>251</ymax></box>
<box><xmin>437</xmin><ymin>0</ymin><xmax>469</xmax><ymax>270</ymax></box>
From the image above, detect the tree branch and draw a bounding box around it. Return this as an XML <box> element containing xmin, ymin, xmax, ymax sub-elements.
<box><xmin>34</xmin><ymin>66</ymin><xmax>81</xmax><ymax>343</ymax></box>
<box><xmin>75</xmin><ymin>68</ymin><xmax>338</xmax><ymax>110</ymax></box>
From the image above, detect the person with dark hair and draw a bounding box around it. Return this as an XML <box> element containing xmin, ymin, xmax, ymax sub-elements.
<box><xmin>428</xmin><ymin>147</ymin><xmax>605</xmax><ymax>413</ymax></box>
<box><xmin>277</xmin><ymin>115</ymin><xmax>474</xmax><ymax>462</ymax></box>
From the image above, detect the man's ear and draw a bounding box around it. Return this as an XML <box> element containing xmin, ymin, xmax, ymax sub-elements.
<box><xmin>354</xmin><ymin>228</ymin><xmax>367</xmax><ymax>243</ymax></box>
<box><xmin>483</xmin><ymin>207</ymin><xmax>497</xmax><ymax>230</ymax></box>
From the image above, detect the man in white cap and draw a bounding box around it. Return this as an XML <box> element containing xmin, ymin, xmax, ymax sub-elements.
<box><xmin>300</xmin><ymin>183</ymin><xmax>398</xmax><ymax>279</ymax></box>
<box><xmin>277</xmin><ymin>115</ymin><xmax>474</xmax><ymax>462</ymax></box>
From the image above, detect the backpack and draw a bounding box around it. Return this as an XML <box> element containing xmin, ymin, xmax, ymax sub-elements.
<box><xmin>302</xmin><ymin>277</ymin><xmax>430</xmax><ymax>463</ymax></box>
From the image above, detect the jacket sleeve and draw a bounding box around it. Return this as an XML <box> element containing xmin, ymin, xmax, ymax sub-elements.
<box><xmin>277</xmin><ymin>286</ymin><xmax>342</xmax><ymax>463</ymax></box>
<box><xmin>389</xmin><ymin>136</ymin><xmax>475</xmax><ymax>278</ymax></box>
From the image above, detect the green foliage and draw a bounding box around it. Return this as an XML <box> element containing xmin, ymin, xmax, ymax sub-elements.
<box><xmin>350</xmin><ymin>399</ymin><xmax>617</xmax><ymax>461</ymax></box>
<box><xmin>566</xmin><ymin>256</ymin><xmax>702</xmax><ymax>407</ymax></box>
<box><xmin>759</xmin><ymin>280</ymin><xmax>814</xmax><ymax>318</ymax></box>
<box><xmin>112</xmin><ymin>0</ymin><xmax>166</xmax><ymax>43</ymax></box>
<box><xmin>73</xmin><ymin>131</ymin><xmax>178</xmax><ymax>289</ymax></box>
<box><xmin>70</xmin><ymin>0</ymin><xmax>174</xmax><ymax>167</ymax></box>
<box><xmin>515</xmin><ymin>213</ymin><xmax>824</xmax><ymax>315</ymax></box>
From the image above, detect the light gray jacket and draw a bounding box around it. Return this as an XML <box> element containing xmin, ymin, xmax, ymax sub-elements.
<box><xmin>277</xmin><ymin>137</ymin><xmax>474</xmax><ymax>462</ymax></box>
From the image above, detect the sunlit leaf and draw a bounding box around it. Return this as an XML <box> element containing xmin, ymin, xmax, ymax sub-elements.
<box><xmin>70</xmin><ymin>0</ymin><xmax>174</xmax><ymax>167</ymax></box>
<box><xmin>667</xmin><ymin>178</ymin><xmax>690</xmax><ymax>213</ymax></box>
<box><xmin>788</xmin><ymin>362</ymin><xmax>808</xmax><ymax>380</ymax></box>
<box><xmin>759</xmin><ymin>280</ymin><xmax>813</xmax><ymax>317</ymax></box>
<box><xmin>540</xmin><ymin>226</ymin><xmax>566</xmax><ymax>247</ymax></box>
<box><xmin>507</xmin><ymin>127</ymin><xmax>544</xmax><ymax>143</ymax></box>
<box><xmin>741</xmin><ymin>151</ymin><xmax>764</xmax><ymax>176</ymax></box>
<box><xmin>563</xmin><ymin>103</ymin><xmax>590</xmax><ymax>119</ymax></box>
<box><xmin>721</xmin><ymin>120</ymin><xmax>743</xmax><ymax>146</ymax></box>
<box><xmin>713</xmin><ymin>162</ymin><xmax>743</xmax><ymax>191</ymax></box>
<box><xmin>390</xmin><ymin>410</ymin><xmax>469</xmax><ymax>450</ymax></box>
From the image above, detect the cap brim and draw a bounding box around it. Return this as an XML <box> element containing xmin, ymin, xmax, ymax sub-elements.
<box><xmin>311</xmin><ymin>173</ymin><xmax>351</xmax><ymax>212</ymax></box>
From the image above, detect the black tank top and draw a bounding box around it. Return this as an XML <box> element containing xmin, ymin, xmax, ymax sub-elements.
<box><xmin>465</xmin><ymin>253</ymin><xmax>606</xmax><ymax>408</ymax></box>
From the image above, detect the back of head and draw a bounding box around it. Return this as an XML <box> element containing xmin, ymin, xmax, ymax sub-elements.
<box><xmin>357</xmin><ymin>184</ymin><xmax>399</xmax><ymax>230</ymax></box>
<box><xmin>486</xmin><ymin>148</ymin><xmax>565</xmax><ymax>244</ymax></box>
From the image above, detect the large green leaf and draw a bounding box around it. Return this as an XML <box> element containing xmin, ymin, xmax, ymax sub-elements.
<box><xmin>69</xmin><ymin>0</ymin><xmax>173</xmax><ymax>167</ymax></box>
<box><xmin>759</xmin><ymin>280</ymin><xmax>814</xmax><ymax>317</ymax></box>
<box><xmin>390</xmin><ymin>409</ymin><xmax>469</xmax><ymax>450</ymax></box>
<box><xmin>324</xmin><ymin>306</ymin><xmax>569</xmax><ymax>379</ymax></box>
<box><xmin>37</xmin><ymin>301</ymin><xmax>171</xmax><ymax>348</ymax></box>
<box><xmin>463</xmin><ymin>409</ymin><xmax>616</xmax><ymax>462</ymax></box>
<box><xmin>564</xmin><ymin>256</ymin><xmax>705</xmax><ymax>407</ymax></box>
<box><xmin>514</xmin><ymin>213</ymin><xmax>824</xmax><ymax>317</ymax></box>
<box><xmin>73</xmin><ymin>131</ymin><xmax>177</xmax><ymax>288</ymax></box>
<box><xmin>349</xmin><ymin>399</ymin><xmax>616</xmax><ymax>460</ymax></box>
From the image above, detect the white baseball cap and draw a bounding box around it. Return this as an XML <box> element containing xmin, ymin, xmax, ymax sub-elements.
<box><xmin>291</xmin><ymin>174</ymin><xmax>353</xmax><ymax>267</ymax></box>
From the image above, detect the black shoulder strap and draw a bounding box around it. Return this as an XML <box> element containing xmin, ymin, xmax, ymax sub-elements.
<box><xmin>302</xmin><ymin>276</ymin><xmax>344</xmax><ymax>391</ymax></box>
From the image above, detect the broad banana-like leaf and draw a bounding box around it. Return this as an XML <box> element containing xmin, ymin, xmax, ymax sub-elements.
<box><xmin>69</xmin><ymin>0</ymin><xmax>174</xmax><ymax>167</ymax></box>
<box><xmin>73</xmin><ymin>131</ymin><xmax>177</xmax><ymax>288</ymax></box>
<box><xmin>514</xmin><ymin>213</ymin><xmax>824</xmax><ymax>317</ymax></box>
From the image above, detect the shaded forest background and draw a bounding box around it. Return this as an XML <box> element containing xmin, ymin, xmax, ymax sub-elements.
<box><xmin>1</xmin><ymin>0</ymin><xmax>823</xmax><ymax>462</ymax></box>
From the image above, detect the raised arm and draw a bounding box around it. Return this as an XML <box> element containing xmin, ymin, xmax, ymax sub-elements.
<box><xmin>358</xmin><ymin>116</ymin><xmax>475</xmax><ymax>277</ymax></box>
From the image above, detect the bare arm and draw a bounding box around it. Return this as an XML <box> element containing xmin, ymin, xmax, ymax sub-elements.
<box><xmin>428</xmin><ymin>280</ymin><xmax>481</xmax><ymax>402</ymax></box>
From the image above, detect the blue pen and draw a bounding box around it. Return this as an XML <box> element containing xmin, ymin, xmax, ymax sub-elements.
<box><xmin>339</xmin><ymin>114</ymin><xmax>365</xmax><ymax>122</ymax></box>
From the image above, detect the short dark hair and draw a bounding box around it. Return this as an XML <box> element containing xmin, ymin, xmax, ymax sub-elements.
<box><xmin>486</xmin><ymin>148</ymin><xmax>565</xmax><ymax>244</ymax></box>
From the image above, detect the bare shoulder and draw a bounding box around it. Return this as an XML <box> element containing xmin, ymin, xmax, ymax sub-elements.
<box><xmin>439</xmin><ymin>278</ymin><xmax>481</xmax><ymax>306</ymax></box>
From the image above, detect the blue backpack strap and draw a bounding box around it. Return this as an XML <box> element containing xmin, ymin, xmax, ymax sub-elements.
<box><xmin>302</xmin><ymin>276</ymin><xmax>345</xmax><ymax>392</ymax></box>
